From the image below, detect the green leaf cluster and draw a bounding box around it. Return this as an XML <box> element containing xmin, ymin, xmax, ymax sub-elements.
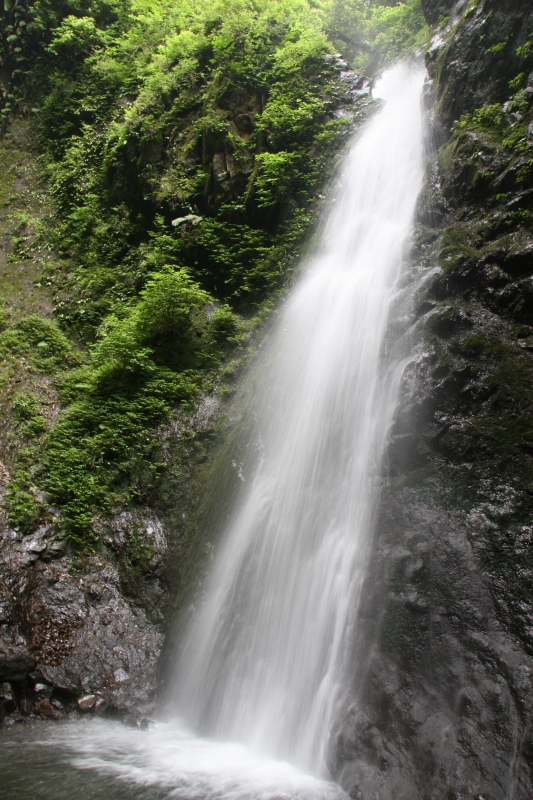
<box><xmin>0</xmin><ymin>315</ymin><xmax>75</xmax><ymax>373</ymax></box>
<box><xmin>5</xmin><ymin>268</ymin><xmax>241</xmax><ymax>539</ymax></box>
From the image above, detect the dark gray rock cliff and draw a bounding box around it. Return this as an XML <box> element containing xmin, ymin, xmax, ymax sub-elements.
<box><xmin>331</xmin><ymin>1</ymin><xmax>533</xmax><ymax>798</ymax></box>
<box><xmin>424</xmin><ymin>0</ymin><xmax>533</xmax><ymax>127</ymax></box>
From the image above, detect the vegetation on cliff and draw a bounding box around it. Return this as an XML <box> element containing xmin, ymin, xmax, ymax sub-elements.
<box><xmin>0</xmin><ymin>0</ymin><xmax>428</xmax><ymax>543</ymax></box>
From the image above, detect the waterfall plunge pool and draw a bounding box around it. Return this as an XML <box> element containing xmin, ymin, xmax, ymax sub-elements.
<box><xmin>0</xmin><ymin>719</ymin><xmax>348</xmax><ymax>800</ymax></box>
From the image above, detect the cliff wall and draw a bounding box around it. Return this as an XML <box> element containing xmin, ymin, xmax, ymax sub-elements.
<box><xmin>332</xmin><ymin>2</ymin><xmax>533</xmax><ymax>798</ymax></box>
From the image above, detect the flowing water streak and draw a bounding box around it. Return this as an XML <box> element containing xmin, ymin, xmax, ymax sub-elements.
<box><xmin>170</xmin><ymin>65</ymin><xmax>426</xmax><ymax>775</ymax></box>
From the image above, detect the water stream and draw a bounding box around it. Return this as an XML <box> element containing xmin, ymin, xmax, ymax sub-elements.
<box><xmin>168</xmin><ymin>64</ymin><xmax>426</xmax><ymax>774</ymax></box>
<box><xmin>0</xmin><ymin>64</ymin><xmax>425</xmax><ymax>800</ymax></box>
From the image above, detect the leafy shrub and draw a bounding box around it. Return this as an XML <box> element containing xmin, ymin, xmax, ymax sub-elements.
<box><xmin>461</xmin><ymin>104</ymin><xmax>505</xmax><ymax>133</ymax></box>
<box><xmin>0</xmin><ymin>316</ymin><xmax>74</xmax><ymax>373</ymax></box>
<box><xmin>47</xmin><ymin>15</ymin><xmax>101</xmax><ymax>60</ymax></box>
<box><xmin>5</xmin><ymin>268</ymin><xmax>238</xmax><ymax>540</ymax></box>
<box><xmin>254</xmin><ymin>152</ymin><xmax>300</xmax><ymax>209</ymax></box>
<box><xmin>137</xmin><ymin>268</ymin><xmax>209</xmax><ymax>343</ymax></box>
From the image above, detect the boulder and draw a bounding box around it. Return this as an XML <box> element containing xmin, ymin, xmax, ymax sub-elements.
<box><xmin>0</xmin><ymin>682</ymin><xmax>16</xmax><ymax>712</ymax></box>
<box><xmin>77</xmin><ymin>694</ymin><xmax>96</xmax><ymax>711</ymax></box>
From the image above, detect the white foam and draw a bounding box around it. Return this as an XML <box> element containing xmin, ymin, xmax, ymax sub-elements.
<box><xmin>48</xmin><ymin>719</ymin><xmax>346</xmax><ymax>800</ymax></box>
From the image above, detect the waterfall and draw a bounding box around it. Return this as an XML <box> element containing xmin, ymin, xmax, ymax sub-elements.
<box><xmin>170</xmin><ymin>64</ymin><xmax>426</xmax><ymax>776</ymax></box>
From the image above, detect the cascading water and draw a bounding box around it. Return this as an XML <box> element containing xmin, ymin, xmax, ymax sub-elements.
<box><xmin>0</xmin><ymin>64</ymin><xmax>426</xmax><ymax>800</ymax></box>
<box><xmin>169</xmin><ymin>63</ymin><xmax>426</xmax><ymax>774</ymax></box>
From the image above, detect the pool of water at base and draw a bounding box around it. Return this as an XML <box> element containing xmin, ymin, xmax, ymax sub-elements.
<box><xmin>0</xmin><ymin>718</ymin><xmax>349</xmax><ymax>800</ymax></box>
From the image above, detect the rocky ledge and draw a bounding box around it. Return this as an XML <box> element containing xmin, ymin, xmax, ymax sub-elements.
<box><xmin>0</xmin><ymin>500</ymin><xmax>166</xmax><ymax>727</ymax></box>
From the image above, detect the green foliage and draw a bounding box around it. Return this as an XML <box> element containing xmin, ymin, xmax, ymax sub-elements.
<box><xmin>5</xmin><ymin>267</ymin><xmax>239</xmax><ymax>540</ymax></box>
<box><xmin>453</xmin><ymin>95</ymin><xmax>533</xmax><ymax>191</ymax></box>
<box><xmin>0</xmin><ymin>308</ymin><xmax>10</xmax><ymax>332</ymax></box>
<box><xmin>47</xmin><ymin>15</ymin><xmax>101</xmax><ymax>60</ymax></box>
<box><xmin>516</xmin><ymin>32</ymin><xmax>533</xmax><ymax>61</ymax></box>
<box><xmin>26</xmin><ymin>2</ymin><xmax>344</xmax><ymax>328</ymax></box>
<box><xmin>187</xmin><ymin>217</ymin><xmax>273</xmax><ymax>300</ymax></box>
<box><xmin>12</xmin><ymin>393</ymin><xmax>46</xmax><ymax>437</ymax></box>
<box><xmin>254</xmin><ymin>152</ymin><xmax>300</xmax><ymax>208</ymax></box>
<box><xmin>137</xmin><ymin>268</ymin><xmax>209</xmax><ymax>344</ymax></box>
<box><xmin>1</xmin><ymin>0</ymin><xmax>424</xmax><ymax>326</ymax></box>
<box><xmin>258</xmin><ymin>93</ymin><xmax>325</xmax><ymax>147</ymax></box>
<box><xmin>326</xmin><ymin>0</ymin><xmax>429</xmax><ymax>74</ymax></box>
<box><xmin>508</xmin><ymin>208</ymin><xmax>531</xmax><ymax>225</ymax></box>
<box><xmin>0</xmin><ymin>316</ymin><xmax>74</xmax><ymax>373</ymax></box>
<box><xmin>510</xmin><ymin>73</ymin><xmax>526</xmax><ymax>92</ymax></box>
<box><xmin>485</xmin><ymin>38</ymin><xmax>508</xmax><ymax>56</ymax></box>
<box><xmin>363</xmin><ymin>0</ymin><xmax>429</xmax><ymax>72</ymax></box>
<box><xmin>38</xmin><ymin>390</ymin><xmax>174</xmax><ymax>539</ymax></box>
<box><xmin>1</xmin><ymin>0</ymin><xmax>427</xmax><ymax>545</ymax></box>
<box><xmin>457</xmin><ymin>104</ymin><xmax>504</xmax><ymax>134</ymax></box>
<box><xmin>0</xmin><ymin>0</ymin><xmax>129</xmax><ymax>118</ymax></box>
<box><xmin>517</xmin><ymin>159</ymin><xmax>533</xmax><ymax>185</ymax></box>
<box><xmin>4</xmin><ymin>457</ymin><xmax>42</xmax><ymax>533</ymax></box>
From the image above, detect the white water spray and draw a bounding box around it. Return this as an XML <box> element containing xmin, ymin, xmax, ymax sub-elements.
<box><xmin>170</xmin><ymin>64</ymin><xmax>426</xmax><ymax>775</ymax></box>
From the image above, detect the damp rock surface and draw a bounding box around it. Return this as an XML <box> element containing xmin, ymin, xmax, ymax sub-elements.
<box><xmin>331</xmin><ymin>0</ymin><xmax>533</xmax><ymax>797</ymax></box>
<box><xmin>332</xmin><ymin>497</ymin><xmax>533</xmax><ymax>799</ymax></box>
<box><xmin>0</xmin><ymin>510</ymin><xmax>165</xmax><ymax>724</ymax></box>
<box><xmin>423</xmin><ymin>0</ymin><xmax>533</xmax><ymax>128</ymax></box>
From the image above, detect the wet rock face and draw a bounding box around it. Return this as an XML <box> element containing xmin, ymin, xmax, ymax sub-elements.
<box><xmin>331</xmin><ymin>497</ymin><xmax>533</xmax><ymax>799</ymax></box>
<box><xmin>0</xmin><ymin>641</ymin><xmax>35</xmax><ymax>682</ymax></box>
<box><xmin>331</xmin><ymin>1</ymin><xmax>533</xmax><ymax>798</ymax></box>
<box><xmin>420</xmin><ymin>0</ymin><xmax>456</xmax><ymax>27</ymax></box>
<box><xmin>424</xmin><ymin>0</ymin><xmax>533</xmax><ymax>128</ymax></box>
<box><xmin>0</xmin><ymin>510</ymin><xmax>166</xmax><ymax>725</ymax></box>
